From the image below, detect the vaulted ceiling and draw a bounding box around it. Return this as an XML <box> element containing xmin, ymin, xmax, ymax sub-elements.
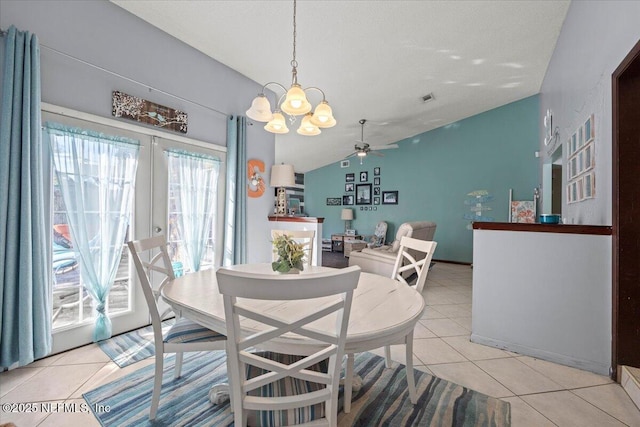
<box><xmin>111</xmin><ymin>0</ymin><xmax>570</xmax><ymax>172</ymax></box>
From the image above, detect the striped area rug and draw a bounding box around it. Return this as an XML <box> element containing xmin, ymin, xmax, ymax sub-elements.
<box><xmin>98</xmin><ymin>319</ymin><xmax>175</xmax><ymax>368</ymax></box>
<box><xmin>83</xmin><ymin>350</ymin><xmax>510</xmax><ymax>426</ymax></box>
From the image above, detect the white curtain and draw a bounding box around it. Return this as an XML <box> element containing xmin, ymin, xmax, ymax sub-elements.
<box><xmin>45</xmin><ymin>122</ymin><xmax>139</xmax><ymax>342</ymax></box>
<box><xmin>166</xmin><ymin>149</ymin><xmax>220</xmax><ymax>272</ymax></box>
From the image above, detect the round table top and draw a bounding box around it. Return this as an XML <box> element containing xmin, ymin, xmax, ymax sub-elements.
<box><xmin>162</xmin><ymin>264</ymin><xmax>425</xmax><ymax>352</ymax></box>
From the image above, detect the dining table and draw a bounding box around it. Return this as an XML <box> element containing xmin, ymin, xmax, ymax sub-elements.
<box><xmin>161</xmin><ymin>263</ymin><xmax>425</xmax><ymax>413</ymax></box>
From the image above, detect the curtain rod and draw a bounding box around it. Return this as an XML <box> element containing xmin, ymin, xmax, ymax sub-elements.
<box><xmin>0</xmin><ymin>26</ymin><xmax>227</xmax><ymax>118</ymax></box>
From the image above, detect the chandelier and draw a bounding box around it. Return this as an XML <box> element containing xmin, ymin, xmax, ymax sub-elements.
<box><xmin>245</xmin><ymin>0</ymin><xmax>336</xmax><ymax>136</ymax></box>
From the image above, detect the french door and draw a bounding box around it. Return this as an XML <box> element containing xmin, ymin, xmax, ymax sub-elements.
<box><xmin>44</xmin><ymin>110</ymin><xmax>225</xmax><ymax>354</ymax></box>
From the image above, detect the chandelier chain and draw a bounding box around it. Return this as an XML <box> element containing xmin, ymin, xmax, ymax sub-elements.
<box><xmin>291</xmin><ymin>0</ymin><xmax>298</xmax><ymax>85</ymax></box>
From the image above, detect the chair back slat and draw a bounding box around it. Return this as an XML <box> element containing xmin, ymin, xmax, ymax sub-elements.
<box><xmin>217</xmin><ymin>265</ymin><xmax>360</xmax><ymax>426</ymax></box>
<box><xmin>391</xmin><ymin>236</ymin><xmax>438</xmax><ymax>294</ymax></box>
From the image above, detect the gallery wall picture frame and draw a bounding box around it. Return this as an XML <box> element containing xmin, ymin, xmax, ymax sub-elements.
<box><xmin>345</xmin><ymin>183</ymin><xmax>354</xmax><ymax>192</ymax></box>
<box><xmin>374</xmin><ymin>187</ymin><xmax>380</xmax><ymax>195</ymax></box>
<box><xmin>374</xmin><ymin>177</ymin><xmax>380</xmax><ymax>185</ymax></box>
<box><xmin>374</xmin><ymin>167</ymin><xmax>381</xmax><ymax>176</ymax></box>
<box><xmin>342</xmin><ymin>195</ymin><xmax>354</xmax><ymax>205</ymax></box>
<box><xmin>360</xmin><ymin>171</ymin><xmax>368</xmax><ymax>182</ymax></box>
<box><xmin>374</xmin><ymin>197</ymin><xmax>380</xmax><ymax>205</ymax></box>
<box><xmin>346</xmin><ymin>173</ymin><xmax>355</xmax><ymax>182</ymax></box>
<box><xmin>382</xmin><ymin>190</ymin><xmax>399</xmax><ymax>205</ymax></box>
<box><xmin>326</xmin><ymin>197</ymin><xmax>342</xmax><ymax>206</ymax></box>
<box><xmin>356</xmin><ymin>183</ymin><xmax>372</xmax><ymax>205</ymax></box>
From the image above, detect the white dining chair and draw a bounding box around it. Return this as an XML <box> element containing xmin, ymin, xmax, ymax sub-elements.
<box><xmin>128</xmin><ymin>236</ymin><xmax>226</xmax><ymax>421</ymax></box>
<box><xmin>216</xmin><ymin>265</ymin><xmax>361</xmax><ymax>427</ymax></box>
<box><xmin>343</xmin><ymin>236</ymin><xmax>437</xmax><ymax>412</ymax></box>
<box><xmin>270</xmin><ymin>229</ymin><xmax>316</xmax><ymax>267</ymax></box>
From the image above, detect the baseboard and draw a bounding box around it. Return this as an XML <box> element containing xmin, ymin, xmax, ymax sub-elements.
<box><xmin>620</xmin><ymin>365</ymin><xmax>640</xmax><ymax>410</ymax></box>
<box><xmin>470</xmin><ymin>333</ymin><xmax>610</xmax><ymax>376</ymax></box>
<box><xmin>432</xmin><ymin>259</ymin><xmax>472</xmax><ymax>266</ymax></box>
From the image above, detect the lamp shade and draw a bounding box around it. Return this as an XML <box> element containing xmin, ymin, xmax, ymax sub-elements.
<box><xmin>281</xmin><ymin>84</ymin><xmax>312</xmax><ymax>116</ymax></box>
<box><xmin>270</xmin><ymin>164</ymin><xmax>295</xmax><ymax>188</ymax></box>
<box><xmin>246</xmin><ymin>94</ymin><xmax>273</xmax><ymax>122</ymax></box>
<box><xmin>297</xmin><ymin>113</ymin><xmax>321</xmax><ymax>136</ymax></box>
<box><xmin>310</xmin><ymin>101</ymin><xmax>336</xmax><ymax>128</ymax></box>
<box><xmin>341</xmin><ymin>208</ymin><xmax>354</xmax><ymax>221</ymax></box>
<box><xmin>264</xmin><ymin>111</ymin><xmax>290</xmax><ymax>134</ymax></box>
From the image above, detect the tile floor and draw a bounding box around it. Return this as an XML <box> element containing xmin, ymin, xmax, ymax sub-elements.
<box><xmin>1</xmin><ymin>263</ymin><xmax>639</xmax><ymax>426</ymax></box>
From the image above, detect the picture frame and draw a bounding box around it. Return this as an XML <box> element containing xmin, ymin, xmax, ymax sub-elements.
<box><xmin>345</xmin><ymin>229</ymin><xmax>356</xmax><ymax>236</ymax></box>
<box><xmin>374</xmin><ymin>187</ymin><xmax>380</xmax><ymax>195</ymax></box>
<box><xmin>356</xmin><ymin>183</ymin><xmax>372</xmax><ymax>205</ymax></box>
<box><xmin>374</xmin><ymin>167</ymin><xmax>381</xmax><ymax>176</ymax></box>
<box><xmin>340</xmin><ymin>159</ymin><xmax>350</xmax><ymax>168</ymax></box>
<box><xmin>382</xmin><ymin>190</ymin><xmax>398</xmax><ymax>205</ymax></box>
<box><xmin>342</xmin><ymin>194</ymin><xmax>354</xmax><ymax>205</ymax></box>
<box><xmin>326</xmin><ymin>197</ymin><xmax>341</xmax><ymax>206</ymax></box>
<box><xmin>345</xmin><ymin>183</ymin><xmax>354</xmax><ymax>192</ymax></box>
<box><xmin>360</xmin><ymin>171</ymin><xmax>368</xmax><ymax>182</ymax></box>
<box><xmin>345</xmin><ymin>173</ymin><xmax>355</xmax><ymax>182</ymax></box>
<box><xmin>374</xmin><ymin>197</ymin><xmax>380</xmax><ymax>205</ymax></box>
<box><xmin>374</xmin><ymin>177</ymin><xmax>380</xmax><ymax>185</ymax></box>
<box><xmin>584</xmin><ymin>114</ymin><xmax>594</xmax><ymax>144</ymax></box>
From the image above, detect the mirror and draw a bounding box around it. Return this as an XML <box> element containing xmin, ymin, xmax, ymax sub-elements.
<box><xmin>542</xmin><ymin>145</ymin><xmax>563</xmax><ymax>215</ymax></box>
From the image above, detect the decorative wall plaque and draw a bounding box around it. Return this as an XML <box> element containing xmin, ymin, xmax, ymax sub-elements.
<box><xmin>112</xmin><ymin>91</ymin><xmax>187</xmax><ymax>133</ymax></box>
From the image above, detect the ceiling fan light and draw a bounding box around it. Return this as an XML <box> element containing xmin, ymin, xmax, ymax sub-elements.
<box><xmin>245</xmin><ymin>94</ymin><xmax>273</xmax><ymax>122</ymax></box>
<box><xmin>281</xmin><ymin>84</ymin><xmax>312</xmax><ymax>115</ymax></box>
<box><xmin>297</xmin><ymin>113</ymin><xmax>321</xmax><ymax>136</ymax></box>
<box><xmin>264</xmin><ymin>111</ymin><xmax>290</xmax><ymax>134</ymax></box>
<box><xmin>357</xmin><ymin>151</ymin><xmax>367</xmax><ymax>157</ymax></box>
<box><xmin>311</xmin><ymin>101</ymin><xmax>336</xmax><ymax>128</ymax></box>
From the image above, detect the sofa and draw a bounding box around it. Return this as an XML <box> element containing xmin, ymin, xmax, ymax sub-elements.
<box><xmin>348</xmin><ymin>221</ymin><xmax>437</xmax><ymax>277</ymax></box>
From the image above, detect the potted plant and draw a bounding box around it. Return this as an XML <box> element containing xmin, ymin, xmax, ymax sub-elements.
<box><xmin>271</xmin><ymin>234</ymin><xmax>305</xmax><ymax>273</ymax></box>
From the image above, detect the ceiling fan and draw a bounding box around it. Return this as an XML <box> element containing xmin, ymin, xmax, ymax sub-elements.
<box><xmin>345</xmin><ymin>119</ymin><xmax>399</xmax><ymax>164</ymax></box>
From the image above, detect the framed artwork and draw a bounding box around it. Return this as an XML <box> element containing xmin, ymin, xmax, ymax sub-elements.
<box><xmin>374</xmin><ymin>197</ymin><xmax>380</xmax><ymax>205</ymax></box>
<box><xmin>345</xmin><ymin>183</ymin><xmax>354</xmax><ymax>192</ymax></box>
<box><xmin>584</xmin><ymin>172</ymin><xmax>596</xmax><ymax>199</ymax></box>
<box><xmin>374</xmin><ymin>177</ymin><xmax>380</xmax><ymax>185</ymax></box>
<box><xmin>382</xmin><ymin>190</ymin><xmax>398</xmax><ymax>205</ymax></box>
<box><xmin>360</xmin><ymin>171</ymin><xmax>368</xmax><ymax>182</ymax></box>
<box><xmin>112</xmin><ymin>91</ymin><xmax>188</xmax><ymax>133</ymax></box>
<box><xmin>584</xmin><ymin>142</ymin><xmax>594</xmax><ymax>171</ymax></box>
<box><xmin>340</xmin><ymin>160</ymin><xmax>350</xmax><ymax>168</ymax></box>
<box><xmin>342</xmin><ymin>195</ymin><xmax>354</xmax><ymax>205</ymax></box>
<box><xmin>356</xmin><ymin>184</ymin><xmax>372</xmax><ymax>205</ymax></box>
<box><xmin>585</xmin><ymin>114</ymin><xmax>594</xmax><ymax>143</ymax></box>
<box><xmin>326</xmin><ymin>197</ymin><xmax>341</xmax><ymax>206</ymax></box>
<box><xmin>345</xmin><ymin>173</ymin><xmax>355</xmax><ymax>182</ymax></box>
<box><xmin>374</xmin><ymin>167</ymin><xmax>381</xmax><ymax>176</ymax></box>
<box><xmin>374</xmin><ymin>187</ymin><xmax>380</xmax><ymax>195</ymax></box>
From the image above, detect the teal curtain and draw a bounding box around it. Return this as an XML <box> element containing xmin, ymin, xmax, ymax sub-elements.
<box><xmin>44</xmin><ymin>122</ymin><xmax>140</xmax><ymax>342</ymax></box>
<box><xmin>223</xmin><ymin>116</ymin><xmax>247</xmax><ymax>265</ymax></box>
<box><xmin>166</xmin><ymin>149</ymin><xmax>220</xmax><ymax>272</ymax></box>
<box><xmin>0</xmin><ymin>26</ymin><xmax>51</xmax><ymax>368</ymax></box>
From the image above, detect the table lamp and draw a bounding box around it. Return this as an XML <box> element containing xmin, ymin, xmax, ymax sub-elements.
<box><xmin>270</xmin><ymin>164</ymin><xmax>295</xmax><ymax>215</ymax></box>
<box><xmin>341</xmin><ymin>208</ymin><xmax>353</xmax><ymax>233</ymax></box>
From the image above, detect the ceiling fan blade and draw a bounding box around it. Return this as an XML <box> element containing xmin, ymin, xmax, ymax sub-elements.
<box><xmin>369</xmin><ymin>151</ymin><xmax>385</xmax><ymax>157</ymax></box>
<box><xmin>345</xmin><ymin>152</ymin><xmax>358</xmax><ymax>159</ymax></box>
<box><xmin>371</xmin><ymin>144</ymin><xmax>399</xmax><ymax>150</ymax></box>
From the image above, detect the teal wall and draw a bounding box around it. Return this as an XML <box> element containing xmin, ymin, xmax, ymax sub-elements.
<box><xmin>305</xmin><ymin>95</ymin><xmax>540</xmax><ymax>263</ymax></box>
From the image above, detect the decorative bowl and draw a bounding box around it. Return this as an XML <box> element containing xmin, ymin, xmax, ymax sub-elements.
<box><xmin>539</xmin><ymin>214</ymin><xmax>561</xmax><ymax>224</ymax></box>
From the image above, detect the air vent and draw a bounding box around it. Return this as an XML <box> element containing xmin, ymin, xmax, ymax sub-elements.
<box><xmin>422</xmin><ymin>93</ymin><xmax>435</xmax><ymax>103</ymax></box>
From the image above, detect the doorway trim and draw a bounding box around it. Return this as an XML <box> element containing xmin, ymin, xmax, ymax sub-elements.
<box><xmin>611</xmin><ymin>38</ymin><xmax>640</xmax><ymax>379</ymax></box>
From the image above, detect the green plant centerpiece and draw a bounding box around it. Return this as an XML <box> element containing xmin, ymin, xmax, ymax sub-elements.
<box><xmin>271</xmin><ymin>234</ymin><xmax>305</xmax><ymax>274</ymax></box>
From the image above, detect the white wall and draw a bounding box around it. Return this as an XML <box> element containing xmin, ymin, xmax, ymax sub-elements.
<box><xmin>472</xmin><ymin>229</ymin><xmax>612</xmax><ymax>375</ymax></box>
<box><xmin>539</xmin><ymin>1</ymin><xmax>640</xmax><ymax>225</ymax></box>
<box><xmin>1</xmin><ymin>0</ymin><xmax>276</xmax><ymax>262</ymax></box>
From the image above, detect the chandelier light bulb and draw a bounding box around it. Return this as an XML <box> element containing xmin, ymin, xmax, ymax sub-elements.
<box><xmin>245</xmin><ymin>94</ymin><xmax>273</xmax><ymax>122</ymax></box>
<box><xmin>311</xmin><ymin>101</ymin><xmax>336</xmax><ymax>128</ymax></box>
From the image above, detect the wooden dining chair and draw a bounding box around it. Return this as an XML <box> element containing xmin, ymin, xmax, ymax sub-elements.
<box><xmin>128</xmin><ymin>236</ymin><xmax>226</xmax><ymax>421</ymax></box>
<box><xmin>343</xmin><ymin>236</ymin><xmax>437</xmax><ymax>413</ymax></box>
<box><xmin>270</xmin><ymin>229</ymin><xmax>316</xmax><ymax>267</ymax></box>
<box><xmin>216</xmin><ymin>265</ymin><xmax>361</xmax><ymax>427</ymax></box>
